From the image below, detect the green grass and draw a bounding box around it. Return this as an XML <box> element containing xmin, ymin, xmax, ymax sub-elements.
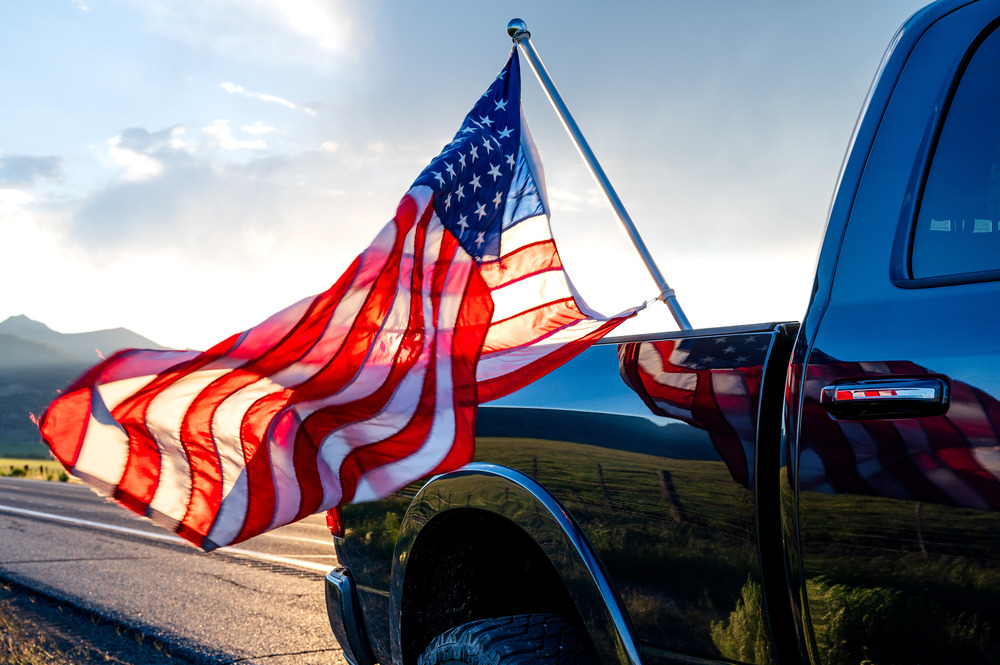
<box><xmin>0</xmin><ymin>458</ymin><xmax>68</xmax><ymax>482</ymax></box>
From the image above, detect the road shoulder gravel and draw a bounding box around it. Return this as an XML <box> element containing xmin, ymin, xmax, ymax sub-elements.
<box><xmin>1</xmin><ymin>578</ymin><xmax>195</xmax><ymax>664</ymax></box>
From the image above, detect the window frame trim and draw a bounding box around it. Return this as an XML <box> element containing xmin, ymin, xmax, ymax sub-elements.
<box><xmin>891</xmin><ymin>17</ymin><xmax>1000</xmax><ymax>289</ymax></box>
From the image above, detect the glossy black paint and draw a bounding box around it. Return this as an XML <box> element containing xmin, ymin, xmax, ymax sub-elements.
<box><xmin>325</xmin><ymin>567</ymin><xmax>377</xmax><ymax>665</ymax></box>
<box><xmin>337</xmin><ymin>325</ymin><xmax>789</xmax><ymax>664</ymax></box>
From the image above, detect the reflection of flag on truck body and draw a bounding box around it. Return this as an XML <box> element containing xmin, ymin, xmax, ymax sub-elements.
<box><xmin>39</xmin><ymin>49</ymin><xmax>635</xmax><ymax>551</ymax></box>
<box><xmin>619</xmin><ymin>334</ymin><xmax>770</xmax><ymax>488</ymax></box>
<box><xmin>798</xmin><ymin>356</ymin><xmax>1000</xmax><ymax>510</ymax></box>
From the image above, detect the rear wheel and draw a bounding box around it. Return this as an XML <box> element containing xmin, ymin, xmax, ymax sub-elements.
<box><xmin>417</xmin><ymin>613</ymin><xmax>599</xmax><ymax>665</ymax></box>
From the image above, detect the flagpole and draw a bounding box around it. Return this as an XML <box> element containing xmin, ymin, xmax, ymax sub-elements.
<box><xmin>507</xmin><ymin>19</ymin><xmax>693</xmax><ymax>332</ymax></box>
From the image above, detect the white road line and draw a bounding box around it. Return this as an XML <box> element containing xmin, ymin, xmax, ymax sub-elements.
<box><xmin>0</xmin><ymin>504</ymin><xmax>335</xmax><ymax>574</ymax></box>
<box><xmin>257</xmin><ymin>532</ymin><xmax>335</xmax><ymax>546</ymax></box>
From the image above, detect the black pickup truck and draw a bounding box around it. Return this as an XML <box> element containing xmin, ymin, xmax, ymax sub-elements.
<box><xmin>325</xmin><ymin>1</ymin><xmax>1000</xmax><ymax>663</ymax></box>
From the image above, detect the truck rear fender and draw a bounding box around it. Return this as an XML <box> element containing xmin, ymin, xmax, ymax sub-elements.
<box><xmin>388</xmin><ymin>464</ymin><xmax>642</xmax><ymax>665</ymax></box>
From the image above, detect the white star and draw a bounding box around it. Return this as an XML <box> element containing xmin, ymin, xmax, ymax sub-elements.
<box><xmin>461</xmin><ymin>126</ymin><xmax>476</xmax><ymax>135</ymax></box>
<box><xmin>470</xmin><ymin>118</ymin><xmax>483</xmax><ymax>128</ymax></box>
<box><xmin>487</xmin><ymin>163</ymin><xmax>502</xmax><ymax>181</ymax></box>
<box><xmin>455</xmin><ymin>184</ymin><xmax>465</xmax><ymax>201</ymax></box>
<box><xmin>475</xmin><ymin>232</ymin><xmax>485</xmax><ymax>247</ymax></box>
<box><xmin>493</xmin><ymin>190</ymin><xmax>503</xmax><ymax>208</ymax></box>
<box><xmin>458</xmin><ymin>153</ymin><xmax>467</xmax><ymax>169</ymax></box>
<box><xmin>469</xmin><ymin>174</ymin><xmax>481</xmax><ymax>192</ymax></box>
<box><xmin>495</xmin><ymin>99</ymin><xmax>508</xmax><ymax>112</ymax></box>
<box><xmin>470</xmin><ymin>145</ymin><xmax>479</xmax><ymax>161</ymax></box>
<box><xmin>433</xmin><ymin>171</ymin><xmax>445</xmax><ymax>187</ymax></box>
<box><xmin>445</xmin><ymin>162</ymin><xmax>456</xmax><ymax>179</ymax></box>
<box><xmin>444</xmin><ymin>193</ymin><xmax>452</xmax><ymax>210</ymax></box>
<box><xmin>492</xmin><ymin>136</ymin><xmax>502</xmax><ymax>149</ymax></box>
<box><xmin>498</xmin><ymin>126</ymin><xmax>513</xmax><ymax>139</ymax></box>
<box><xmin>457</xmin><ymin>214</ymin><xmax>469</xmax><ymax>232</ymax></box>
<box><xmin>506</xmin><ymin>153</ymin><xmax>516</xmax><ymax>168</ymax></box>
<box><xmin>475</xmin><ymin>203</ymin><xmax>487</xmax><ymax>220</ymax></box>
<box><xmin>723</xmin><ymin>346</ymin><xmax>736</xmax><ymax>355</ymax></box>
<box><xmin>479</xmin><ymin>115</ymin><xmax>494</xmax><ymax>128</ymax></box>
<box><xmin>482</xmin><ymin>138</ymin><xmax>493</xmax><ymax>154</ymax></box>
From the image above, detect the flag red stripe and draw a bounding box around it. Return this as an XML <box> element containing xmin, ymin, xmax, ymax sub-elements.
<box><xmin>39</xmin><ymin>387</ymin><xmax>92</xmax><ymax>470</ymax></box>
<box><xmin>429</xmin><ymin>265</ymin><xmax>492</xmax><ymax>476</ymax></box>
<box><xmin>479</xmin><ymin>239</ymin><xmax>560</xmax><ymax>290</ymax></box>
<box><xmin>481</xmin><ymin>298</ymin><xmax>583</xmax><ymax>355</ymax></box>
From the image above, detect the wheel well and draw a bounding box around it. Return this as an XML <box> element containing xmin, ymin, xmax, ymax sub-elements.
<box><xmin>399</xmin><ymin>507</ymin><xmax>581</xmax><ymax>664</ymax></box>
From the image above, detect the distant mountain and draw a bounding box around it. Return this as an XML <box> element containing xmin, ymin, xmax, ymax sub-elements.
<box><xmin>0</xmin><ymin>315</ymin><xmax>165</xmax><ymax>458</ymax></box>
<box><xmin>0</xmin><ymin>314</ymin><xmax>165</xmax><ymax>365</ymax></box>
<box><xmin>0</xmin><ymin>334</ymin><xmax>85</xmax><ymax>370</ymax></box>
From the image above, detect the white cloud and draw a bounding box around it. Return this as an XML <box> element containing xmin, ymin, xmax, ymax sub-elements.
<box><xmin>270</xmin><ymin>0</ymin><xmax>351</xmax><ymax>53</ymax></box>
<box><xmin>241</xmin><ymin>122</ymin><xmax>278</xmax><ymax>135</ymax></box>
<box><xmin>203</xmin><ymin>120</ymin><xmax>267</xmax><ymax>151</ymax></box>
<box><xmin>132</xmin><ymin>0</ymin><xmax>355</xmax><ymax>69</ymax></box>
<box><xmin>0</xmin><ymin>188</ymin><xmax>34</xmax><ymax>213</ymax></box>
<box><xmin>221</xmin><ymin>82</ymin><xmax>316</xmax><ymax>115</ymax></box>
<box><xmin>107</xmin><ymin>135</ymin><xmax>164</xmax><ymax>181</ymax></box>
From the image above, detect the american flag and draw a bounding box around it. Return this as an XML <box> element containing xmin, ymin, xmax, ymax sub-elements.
<box><xmin>619</xmin><ymin>334</ymin><xmax>770</xmax><ymax>488</ymax></box>
<box><xmin>39</xmin><ymin>50</ymin><xmax>635</xmax><ymax>550</ymax></box>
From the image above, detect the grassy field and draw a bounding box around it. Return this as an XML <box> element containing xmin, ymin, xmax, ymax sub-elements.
<box><xmin>0</xmin><ymin>458</ymin><xmax>67</xmax><ymax>482</ymax></box>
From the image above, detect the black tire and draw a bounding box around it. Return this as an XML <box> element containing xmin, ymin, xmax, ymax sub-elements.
<box><xmin>417</xmin><ymin>613</ymin><xmax>599</xmax><ymax>665</ymax></box>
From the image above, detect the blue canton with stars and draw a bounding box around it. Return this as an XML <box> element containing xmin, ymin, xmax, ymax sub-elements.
<box><xmin>672</xmin><ymin>335</ymin><xmax>771</xmax><ymax>370</ymax></box>
<box><xmin>412</xmin><ymin>49</ymin><xmax>540</xmax><ymax>263</ymax></box>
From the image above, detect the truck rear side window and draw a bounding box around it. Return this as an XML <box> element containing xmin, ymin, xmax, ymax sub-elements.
<box><xmin>911</xmin><ymin>24</ymin><xmax>1000</xmax><ymax>280</ymax></box>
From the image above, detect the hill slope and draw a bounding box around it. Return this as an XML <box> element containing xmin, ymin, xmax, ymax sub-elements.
<box><xmin>0</xmin><ymin>315</ymin><xmax>165</xmax><ymax>458</ymax></box>
<box><xmin>0</xmin><ymin>314</ymin><xmax>165</xmax><ymax>364</ymax></box>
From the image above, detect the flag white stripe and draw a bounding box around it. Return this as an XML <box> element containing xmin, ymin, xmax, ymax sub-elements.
<box><xmin>494</xmin><ymin>214</ymin><xmax>551</xmax><ymax>256</ymax></box>
<box><xmin>212</xmin><ymin>377</ymin><xmax>281</xmax><ymax>521</ymax></box>
<box><xmin>489</xmin><ymin>270</ymin><xmax>573</xmax><ymax>323</ymax></box>
<box><xmin>206</xmin><ymin>472</ymin><xmax>250</xmax><ymax>547</ymax></box>
<box><xmin>972</xmin><ymin>446</ymin><xmax>1000</xmax><ymax>483</ymax></box>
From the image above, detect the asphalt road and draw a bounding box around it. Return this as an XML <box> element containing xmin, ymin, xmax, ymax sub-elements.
<box><xmin>0</xmin><ymin>476</ymin><xmax>350</xmax><ymax>664</ymax></box>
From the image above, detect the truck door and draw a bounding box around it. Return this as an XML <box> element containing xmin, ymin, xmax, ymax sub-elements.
<box><xmin>791</xmin><ymin>3</ymin><xmax>1000</xmax><ymax>664</ymax></box>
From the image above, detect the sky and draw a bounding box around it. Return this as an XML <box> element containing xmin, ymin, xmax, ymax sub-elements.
<box><xmin>1</xmin><ymin>0</ymin><xmax>933</xmax><ymax>351</ymax></box>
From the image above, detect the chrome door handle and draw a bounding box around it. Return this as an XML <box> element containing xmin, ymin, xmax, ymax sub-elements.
<box><xmin>820</xmin><ymin>378</ymin><xmax>949</xmax><ymax>419</ymax></box>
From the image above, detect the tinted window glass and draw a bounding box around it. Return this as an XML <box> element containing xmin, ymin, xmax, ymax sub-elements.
<box><xmin>912</xmin><ymin>26</ymin><xmax>1000</xmax><ymax>279</ymax></box>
